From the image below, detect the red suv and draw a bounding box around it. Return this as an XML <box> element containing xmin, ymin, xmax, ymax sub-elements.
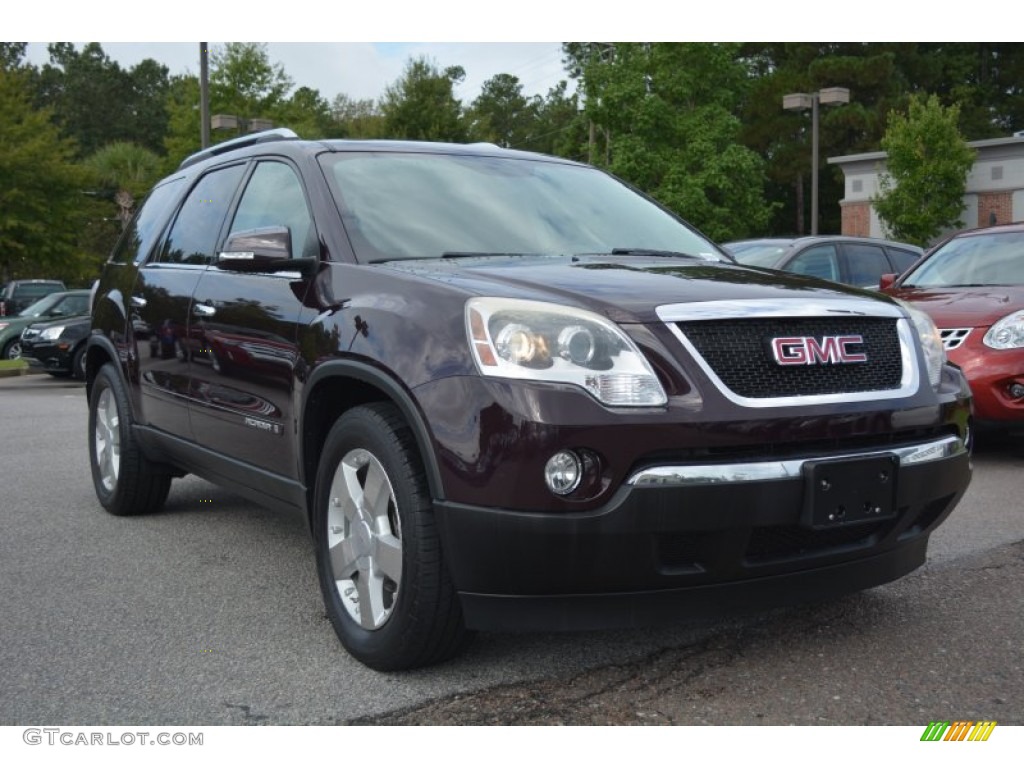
<box><xmin>883</xmin><ymin>223</ymin><xmax>1024</xmax><ymax>429</ymax></box>
<box><xmin>86</xmin><ymin>130</ymin><xmax>972</xmax><ymax>670</ymax></box>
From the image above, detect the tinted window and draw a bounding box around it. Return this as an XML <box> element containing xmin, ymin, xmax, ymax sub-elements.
<box><xmin>159</xmin><ymin>165</ymin><xmax>246</xmax><ymax>265</ymax></box>
<box><xmin>788</xmin><ymin>245</ymin><xmax>839</xmax><ymax>281</ymax></box>
<box><xmin>887</xmin><ymin>247</ymin><xmax>919</xmax><ymax>274</ymax></box>
<box><xmin>110</xmin><ymin>178</ymin><xmax>185</xmax><ymax>265</ymax></box>
<box><xmin>229</xmin><ymin>161</ymin><xmax>316</xmax><ymax>258</ymax></box>
<box><xmin>842</xmin><ymin>244</ymin><xmax>890</xmax><ymax>286</ymax></box>
<box><xmin>14</xmin><ymin>283</ymin><xmax>63</xmax><ymax>299</ymax></box>
<box><xmin>51</xmin><ymin>294</ymin><xmax>90</xmax><ymax>316</ymax></box>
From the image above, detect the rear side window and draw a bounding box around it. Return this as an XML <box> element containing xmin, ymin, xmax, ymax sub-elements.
<box><xmin>887</xmin><ymin>247</ymin><xmax>920</xmax><ymax>274</ymax></box>
<box><xmin>842</xmin><ymin>244</ymin><xmax>890</xmax><ymax>286</ymax></box>
<box><xmin>788</xmin><ymin>245</ymin><xmax>839</xmax><ymax>281</ymax></box>
<box><xmin>14</xmin><ymin>283</ymin><xmax>63</xmax><ymax>299</ymax></box>
<box><xmin>110</xmin><ymin>178</ymin><xmax>185</xmax><ymax>265</ymax></box>
<box><xmin>158</xmin><ymin>164</ymin><xmax>246</xmax><ymax>265</ymax></box>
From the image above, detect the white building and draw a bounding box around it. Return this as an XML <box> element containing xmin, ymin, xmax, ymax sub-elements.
<box><xmin>828</xmin><ymin>135</ymin><xmax>1024</xmax><ymax>242</ymax></box>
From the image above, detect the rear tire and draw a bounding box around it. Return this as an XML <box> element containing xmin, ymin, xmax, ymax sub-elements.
<box><xmin>88</xmin><ymin>363</ymin><xmax>171</xmax><ymax>516</ymax></box>
<box><xmin>313</xmin><ymin>403</ymin><xmax>468</xmax><ymax>670</ymax></box>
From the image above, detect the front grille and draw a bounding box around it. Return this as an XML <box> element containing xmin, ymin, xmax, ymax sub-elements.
<box><xmin>676</xmin><ymin>317</ymin><xmax>903</xmax><ymax>398</ymax></box>
<box><xmin>940</xmin><ymin>328</ymin><xmax>971</xmax><ymax>350</ymax></box>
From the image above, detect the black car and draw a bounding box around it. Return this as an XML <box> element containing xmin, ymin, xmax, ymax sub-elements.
<box><xmin>85</xmin><ymin>129</ymin><xmax>972</xmax><ymax>670</ymax></box>
<box><xmin>723</xmin><ymin>236</ymin><xmax>923</xmax><ymax>288</ymax></box>
<box><xmin>21</xmin><ymin>314</ymin><xmax>91</xmax><ymax>379</ymax></box>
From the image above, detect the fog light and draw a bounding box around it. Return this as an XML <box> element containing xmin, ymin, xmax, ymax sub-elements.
<box><xmin>544</xmin><ymin>450</ymin><xmax>582</xmax><ymax>496</ymax></box>
<box><xmin>1009</xmin><ymin>383</ymin><xmax>1024</xmax><ymax>399</ymax></box>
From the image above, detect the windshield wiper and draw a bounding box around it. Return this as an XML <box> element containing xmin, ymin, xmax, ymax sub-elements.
<box><xmin>608</xmin><ymin>248</ymin><xmax>723</xmax><ymax>261</ymax></box>
<box><xmin>442</xmin><ymin>251</ymin><xmax>540</xmax><ymax>259</ymax></box>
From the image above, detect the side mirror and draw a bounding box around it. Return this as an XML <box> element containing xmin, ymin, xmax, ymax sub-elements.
<box><xmin>218</xmin><ymin>227</ymin><xmax>293</xmax><ymax>272</ymax></box>
<box><xmin>879</xmin><ymin>273</ymin><xmax>897</xmax><ymax>291</ymax></box>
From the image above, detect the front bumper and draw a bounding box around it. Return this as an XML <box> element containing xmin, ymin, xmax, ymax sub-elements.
<box><xmin>435</xmin><ymin>435</ymin><xmax>970</xmax><ymax>632</ymax></box>
<box><xmin>950</xmin><ymin>340</ymin><xmax>1024</xmax><ymax>423</ymax></box>
<box><xmin>20</xmin><ymin>339</ymin><xmax>73</xmax><ymax>372</ymax></box>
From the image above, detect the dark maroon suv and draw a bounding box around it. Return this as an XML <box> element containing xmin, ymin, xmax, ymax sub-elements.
<box><xmin>86</xmin><ymin>130</ymin><xmax>972</xmax><ymax>670</ymax></box>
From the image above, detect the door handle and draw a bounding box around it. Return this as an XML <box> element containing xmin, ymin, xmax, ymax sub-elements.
<box><xmin>193</xmin><ymin>303</ymin><xmax>216</xmax><ymax>318</ymax></box>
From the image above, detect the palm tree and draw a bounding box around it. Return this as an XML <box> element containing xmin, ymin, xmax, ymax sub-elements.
<box><xmin>85</xmin><ymin>142</ymin><xmax>161</xmax><ymax>228</ymax></box>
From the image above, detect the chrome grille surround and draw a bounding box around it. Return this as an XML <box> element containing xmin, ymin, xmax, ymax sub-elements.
<box><xmin>657</xmin><ymin>298</ymin><xmax>919</xmax><ymax>408</ymax></box>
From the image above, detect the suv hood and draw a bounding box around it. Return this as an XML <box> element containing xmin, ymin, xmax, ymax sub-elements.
<box><xmin>381</xmin><ymin>255</ymin><xmax>878</xmax><ymax>323</ymax></box>
<box><xmin>889</xmin><ymin>285</ymin><xmax>1024</xmax><ymax>327</ymax></box>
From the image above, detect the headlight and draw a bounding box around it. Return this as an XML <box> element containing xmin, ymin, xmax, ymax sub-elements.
<box><xmin>466</xmin><ymin>297</ymin><xmax>667</xmax><ymax>406</ymax></box>
<box><xmin>894</xmin><ymin>300</ymin><xmax>944</xmax><ymax>389</ymax></box>
<box><xmin>40</xmin><ymin>325</ymin><xmax>66</xmax><ymax>341</ymax></box>
<box><xmin>984</xmin><ymin>310</ymin><xmax>1024</xmax><ymax>350</ymax></box>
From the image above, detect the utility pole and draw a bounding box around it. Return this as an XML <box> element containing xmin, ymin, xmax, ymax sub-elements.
<box><xmin>200</xmin><ymin>43</ymin><xmax>210</xmax><ymax>149</ymax></box>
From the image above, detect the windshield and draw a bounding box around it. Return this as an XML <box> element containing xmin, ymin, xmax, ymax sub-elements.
<box><xmin>319</xmin><ymin>151</ymin><xmax>724</xmax><ymax>263</ymax></box>
<box><xmin>905</xmin><ymin>232</ymin><xmax>1024</xmax><ymax>287</ymax></box>
<box><xmin>728</xmin><ymin>243</ymin><xmax>792</xmax><ymax>268</ymax></box>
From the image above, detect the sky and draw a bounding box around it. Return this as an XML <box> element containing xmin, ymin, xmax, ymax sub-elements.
<box><xmin>22</xmin><ymin>42</ymin><xmax>571</xmax><ymax>105</ymax></box>
<box><xmin>15</xmin><ymin>0</ymin><xmax>1010</xmax><ymax>108</ymax></box>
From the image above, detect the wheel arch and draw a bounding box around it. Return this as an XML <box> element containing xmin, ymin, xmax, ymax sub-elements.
<box><xmin>85</xmin><ymin>336</ymin><xmax>124</xmax><ymax>402</ymax></box>
<box><xmin>301</xmin><ymin>360</ymin><xmax>445</xmax><ymax>524</ymax></box>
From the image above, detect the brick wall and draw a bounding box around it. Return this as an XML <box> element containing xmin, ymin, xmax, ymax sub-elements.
<box><xmin>976</xmin><ymin>191</ymin><xmax>1013</xmax><ymax>226</ymax></box>
<box><xmin>841</xmin><ymin>201</ymin><xmax>871</xmax><ymax>236</ymax></box>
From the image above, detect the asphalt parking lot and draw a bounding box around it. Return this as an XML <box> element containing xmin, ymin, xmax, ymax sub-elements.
<box><xmin>1</xmin><ymin>374</ymin><xmax>1022</xmax><ymax>725</ymax></box>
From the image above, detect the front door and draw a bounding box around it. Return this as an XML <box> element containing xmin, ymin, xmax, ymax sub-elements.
<box><xmin>188</xmin><ymin>159</ymin><xmax>317</xmax><ymax>478</ymax></box>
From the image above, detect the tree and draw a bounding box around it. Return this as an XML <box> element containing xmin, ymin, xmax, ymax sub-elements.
<box><xmin>0</xmin><ymin>68</ymin><xmax>90</xmax><ymax>283</ymax></box>
<box><xmin>873</xmin><ymin>94</ymin><xmax>976</xmax><ymax>246</ymax></box>
<box><xmin>523</xmin><ymin>81</ymin><xmax>586</xmax><ymax>159</ymax></box>
<box><xmin>36</xmin><ymin>43</ymin><xmax>170</xmax><ymax>157</ymax></box>
<box><xmin>84</xmin><ymin>142</ymin><xmax>162</xmax><ymax>228</ymax></box>
<box><xmin>210</xmin><ymin>42</ymin><xmax>293</xmax><ymax>132</ymax></box>
<box><xmin>161</xmin><ymin>74</ymin><xmax>202</xmax><ymax>173</ymax></box>
<box><xmin>468</xmin><ymin>73</ymin><xmax>537</xmax><ymax>147</ymax></box>
<box><xmin>380</xmin><ymin>57</ymin><xmax>467</xmax><ymax>142</ymax></box>
<box><xmin>573</xmin><ymin>43</ymin><xmax>773</xmax><ymax>242</ymax></box>
<box><xmin>331</xmin><ymin>94</ymin><xmax>386</xmax><ymax>138</ymax></box>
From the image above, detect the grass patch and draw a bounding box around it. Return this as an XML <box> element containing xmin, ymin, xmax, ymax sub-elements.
<box><xmin>0</xmin><ymin>358</ymin><xmax>29</xmax><ymax>376</ymax></box>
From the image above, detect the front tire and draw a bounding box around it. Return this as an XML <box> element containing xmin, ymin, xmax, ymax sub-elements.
<box><xmin>313</xmin><ymin>403</ymin><xmax>467</xmax><ymax>670</ymax></box>
<box><xmin>71</xmin><ymin>345</ymin><xmax>87</xmax><ymax>381</ymax></box>
<box><xmin>2</xmin><ymin>339</ymin><xmax>21</xmax><ymax>359</ymax></box>
<box><xmin>88</xmin><ymin>363</ymin><xmax>171</xmax><ymax>516</ymax></box>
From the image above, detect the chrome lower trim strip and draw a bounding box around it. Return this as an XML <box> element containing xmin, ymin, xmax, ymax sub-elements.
<box><xmin>627</xmin><ymin>435</ymin><xmax>966</xmax><ymax>487</ymax></box>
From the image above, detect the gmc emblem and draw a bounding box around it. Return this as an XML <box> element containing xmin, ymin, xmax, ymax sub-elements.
<box><xmin>770</xmin><ymin>335</ymin><xmax>868</xmax><ymax>366</ymax></box>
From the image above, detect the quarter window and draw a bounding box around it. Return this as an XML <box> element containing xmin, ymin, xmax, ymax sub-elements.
<box><xmin>788</xmin><ymin>245</ymin><xmax>839</xmax><ymax>281</ymax></box>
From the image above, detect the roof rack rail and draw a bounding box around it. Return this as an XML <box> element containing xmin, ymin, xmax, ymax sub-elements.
<box><xmin>178</xmin><ymin>128</ymin><xmax>299</xmax><ymax>170</ymax></box>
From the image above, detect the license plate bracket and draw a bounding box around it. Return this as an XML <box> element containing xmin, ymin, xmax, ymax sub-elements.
<box><xmin>802</xmin><ymin>454</ymin><xmax>898</xmax><ymax>530</ymax></box>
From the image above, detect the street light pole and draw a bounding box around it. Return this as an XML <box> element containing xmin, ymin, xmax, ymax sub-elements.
<box><xmin>783</xmin><ymin>87</ymin><xmax>850</xmax><ymax>235</ymax></box>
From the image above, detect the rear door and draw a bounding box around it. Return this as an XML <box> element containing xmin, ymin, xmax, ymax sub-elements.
<box><xmin>133</xmin><ymin>162</ymin><xmax>247</xmax><ymax>440</ymax></box>
<box><xmin>839</xmin><ymin>242</ymin><xmax>891</xmax><ymax>288</ymax></box>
